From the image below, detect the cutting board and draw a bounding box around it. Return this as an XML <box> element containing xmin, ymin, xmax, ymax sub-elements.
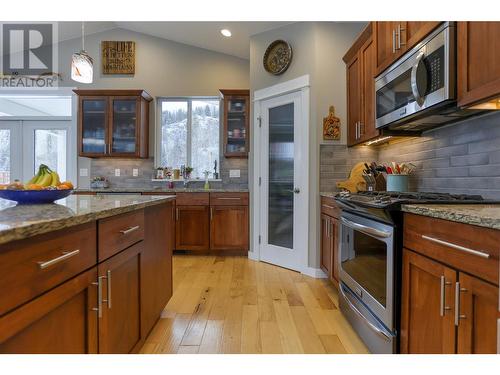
<box><xmin>336</xmin><ymin>162</ymin><xmax>367</xmax><ymax>193</ymax></box>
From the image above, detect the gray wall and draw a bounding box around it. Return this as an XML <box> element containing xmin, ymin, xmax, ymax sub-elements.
<box><xmin>53</xmin><ymin>26</ymin><xmax>250</xmax><ymax>188</ymax></box>
<box><xmin>249</xmin><ymin>22</ymin><xmax>366</xmax><ymax>269</ymax></box>
<box><xmin>320</xmin><ymin>111</ymin><xmax>500</xmax><ymax>200</ymax></box>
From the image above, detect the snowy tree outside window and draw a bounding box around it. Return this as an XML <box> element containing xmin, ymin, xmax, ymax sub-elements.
<box><xmin>159</xmin><ymin>98</ymin><xmax>220</xmax><ymax>179</ymax></box>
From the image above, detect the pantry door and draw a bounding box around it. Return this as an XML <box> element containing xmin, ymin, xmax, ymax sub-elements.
<box><xmin>258</xmin><ymin>89</ymin><xmax>308</xmax><ymax>272</ymax></box>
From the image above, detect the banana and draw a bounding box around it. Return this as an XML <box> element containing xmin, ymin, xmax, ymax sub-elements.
<box><xmin>38</xmin><ymin>170</ymin><xmax>53</xmax><ymax>187</ymax></box>
<box><xmin>50</xmin><ymin>171</ymin><xmax>61</xmax><ymax>186</ymax></box>
<box><xmin>27</xmin><ymin>170</ymin><xmax>41</xmax><ymax>185</ymax></box>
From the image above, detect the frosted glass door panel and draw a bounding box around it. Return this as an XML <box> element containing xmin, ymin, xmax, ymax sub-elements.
<box><xmin>268</xmin><ymin>103</ymin><xmax>294</xmax><ymax>249</ymax></box>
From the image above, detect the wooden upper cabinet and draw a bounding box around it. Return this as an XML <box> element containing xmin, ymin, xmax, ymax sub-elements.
<box><xmin>401</xmin><ymin>249</ymin><xmax>456</xmax><ymax>354</ymax></box>
<box><xmin>74</xmin><ymin>89</ymin><xmax>152</xmax><ymax>158</ymax></box>
<box><xmin>220</xmin><ymin>89</ymin><xmax>250</xmax><ymax>158</ymax></box>
<box><xmin>373</xmin><ymin>21</ymin><xmax>441</xmax><ymax>75</ymax></box>
<box><xmin>0</xmin><ymin>268</ymin><xmax>98</xmax><ymax>354</ymax></box>
<box><xmin>457</xmin><ymin>272</ymin><xmax>498</xmax><ymax>354</ymax></box>
<box><xmin>457</xmin><ymin>22</ymin><xmax>500</xmax><ymax>107</ymax></box>
<box><xmin>344</xmin><ymin>24</ymin><xmax>379</xmax><ymax>146</ymax></box>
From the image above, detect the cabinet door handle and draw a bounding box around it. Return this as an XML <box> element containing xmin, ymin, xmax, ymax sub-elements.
<box><xmin>439</xmin><ymin>276</ymin><xmax>452</xmax><ymax>317</ymax></box>
<box><xmin>37</xmin><ymin>249</ymin><xmax>80</xmax><ymax>270</ymax></box>
<box><xmin>92</xmin><ymin>276</ymin><xmax>104</xmax><ymax>318</ymax></box>
<box><xmin>176</xmin><ymin>208</ymin><xmax>179</xmax><ymax>221</ymax></box>
<box><xmin>119</xmin><ymin>225</ymin><xmax>140</xmax><ymax>235</ymax></box>
<box><xmin>454</xmin><ymin>282</ymin><xmax>468</xmax><ymax>326</ymax></box>
<box><xmin>210</xmin><ymin>207</ymin><xmax>214</xmax><ymax>221</ymax></box>
<box><xmin>105</xmin><ymin>270</ymin><xmax>112</xmax><ymax>309</ymax></box>
<box><xmin>397</xmin><ymin>23</ymin><xmax>406</xmax><ymax>50</ymax></box>
<box><xmin>421</xmin><ymin>235</ymin><xmax>490</xmax><ymax>259</ymax></box>
<box><xmin>392</xmin><ymin>29</ymin><xmax>397</xmax><ymax>53</ymax></box>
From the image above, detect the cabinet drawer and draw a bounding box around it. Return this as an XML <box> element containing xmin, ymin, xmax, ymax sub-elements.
<box><xmin>98</xmin><ymin>210</ymin><xmax>144</xmax><ymax>262</ymax></box>
<box><xmin>0</xmin><ymin>222</ymin><xmax>97</xmax><ymax>316</ymax></box>
<box><xmin>321</xmin><ymin>196</ymin><xmax>341</xmax><ymax>219</ymax></box>
<box><xmin>210</xmin><ymin>192</ymin><xmax>248</xmax><ymax>206</ymax></box>
<box><xmin>175</xmin><ymin>193</ymin><xmax>209</xmax><ymax>206</ymax></box>
<box><xmin>404</xmin><ymin>213</ymin><xmax>500</xmax><ymax>285</ymax></box>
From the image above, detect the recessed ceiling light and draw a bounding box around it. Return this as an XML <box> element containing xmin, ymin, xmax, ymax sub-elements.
<box><xmin>220</xmin><ymin>29</ymin><xmax>232</xmax><ymax>37</ymax></box>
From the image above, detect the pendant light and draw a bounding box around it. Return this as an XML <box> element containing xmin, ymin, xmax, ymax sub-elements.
<box><xmin>71</xmin><ymin>22</ymin><xmax>94</xmax><ymax>84</ymax></box>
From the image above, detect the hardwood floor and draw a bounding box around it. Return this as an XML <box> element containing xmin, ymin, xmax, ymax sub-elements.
<box><xmin>140</xmin><ymin>255</ymin><xmax>369</xmax><ymax>354</ymax></box>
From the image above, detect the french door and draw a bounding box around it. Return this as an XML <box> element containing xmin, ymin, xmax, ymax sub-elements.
<box><xmin>0</xmin><ymin>119</ymin><xmax>75</xmax><ymax>184</ymax></box>
<box><xmin>258</xmin><ymin>90</ymin><xmax>308</xmax><ymax>272</ymax></box>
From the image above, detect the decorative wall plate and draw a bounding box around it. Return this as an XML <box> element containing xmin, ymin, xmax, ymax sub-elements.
<box><xmin>263</xmin><ymin>40</ymin><xmax>293</xmax><ymax>75</ymax></box>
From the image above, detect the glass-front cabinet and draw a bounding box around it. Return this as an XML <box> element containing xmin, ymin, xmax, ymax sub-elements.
<box><xmin>75</xmin><ymin>90</ymin><xmax>152</xmax><ymax>158</ymax></box>
<box><xmin>220</xmin><ymin>89</ymin><xmax>249</xmax><ymax>158</ymax></box>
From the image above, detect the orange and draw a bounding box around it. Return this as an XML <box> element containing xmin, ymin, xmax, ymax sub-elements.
<box><xmin>60</xmin><ymin>181</ymin><xmax>74</xmax><ymax>189</ymax></box>
<box><xmin>25</xmin><ymin>184</ymin><xmax>43</xmax><ymax>190</ymax></box>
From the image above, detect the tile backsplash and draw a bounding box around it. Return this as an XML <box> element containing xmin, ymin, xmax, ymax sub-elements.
<box><xmin>320</xmin><ymin>111</ymin><xmax>500</xmax><ymax>199</ymax></box>
<box><xmin>87</xmin><ymin>156</ymin><xmax>248</xmax><ymax>190</ymax></box>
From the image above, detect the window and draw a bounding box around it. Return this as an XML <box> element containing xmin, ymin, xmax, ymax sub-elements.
<box><xmin>0</xmin><ymin>91</ymin><xmax>76</xmax><ymax>185</ymax></box>
<box><xmin>158</xmin><ymin>97</ymin><xmax>220</xmax><ymax>179</ymax></box>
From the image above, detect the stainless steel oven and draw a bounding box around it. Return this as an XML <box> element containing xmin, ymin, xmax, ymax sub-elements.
<box><xmin>338</xmin><ymin>211</ymin><xmax>396</xmax><ymax>353</ymax></box>
<box><xmin>375</xmin><ymin>22</ymin><xmax>456</xmax><ymax>132</ymax></box>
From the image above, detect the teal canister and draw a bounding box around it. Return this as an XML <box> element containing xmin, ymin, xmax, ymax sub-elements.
<box><xmin>386</xmin><ymin>174</ymin><xmax>409</xmax><ymax>192</ymax></box>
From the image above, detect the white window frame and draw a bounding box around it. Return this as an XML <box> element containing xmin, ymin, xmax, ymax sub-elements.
<box><xmin>0</xmin><ymin>88</ymin><xmax>77</xmax><ymax>185</ymax></box>
<box><xmin>155</xmin><ymin>96</ymin><xmax>220</xmax><ymax>178</ymax></box>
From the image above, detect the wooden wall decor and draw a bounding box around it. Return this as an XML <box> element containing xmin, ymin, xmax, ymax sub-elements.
<box><xmin>323</xmin><ymin>105</ymin><xmax>341</xmax><ymax>140</ymax></box>
<box><xmin>102</xmin><ymin>41</ymin><xmax>135</xmax><ymax>75</ymax></box>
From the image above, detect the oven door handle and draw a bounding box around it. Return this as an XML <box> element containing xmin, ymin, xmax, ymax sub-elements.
<box><xmin>341</xmin><ymin>217</ymin><xmax>392</xmax><ymax>239</ymax></box>
<box><xmin>339</xmin><ymin>284</ymin><xmax>392</xmax><ymax>342</ymax></box>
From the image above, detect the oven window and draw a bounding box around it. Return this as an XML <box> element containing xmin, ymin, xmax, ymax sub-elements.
<box><xmin>376</xmin><ymin>69</ymin><xmax>414</xmax><ymax>118</ymax></box>
<box><xmin>342</xmin><ymin>229</ymin><xmax>387</xmax><ymax>307</ymax></box>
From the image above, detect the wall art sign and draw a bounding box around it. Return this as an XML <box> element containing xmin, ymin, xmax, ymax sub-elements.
<box><xmin>102</xmin><ymin>41</ymin><xmax>135</xmax><ymax>74</ymax></box>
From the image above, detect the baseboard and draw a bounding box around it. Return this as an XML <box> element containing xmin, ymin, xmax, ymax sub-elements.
<box><xmin>302</xmin><ymin>266</ymin><xmax>328</xmax><ymax>278</ymax></box>
<box><xmin>247</xmin><ymin>251</ymin><xmax>259</xmax><ymax>261</ymax></box>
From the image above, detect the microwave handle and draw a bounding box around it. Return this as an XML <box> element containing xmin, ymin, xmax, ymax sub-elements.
<box><xmin>411</xmin><ymin>52</ymin><xmax>427</xmax><ymax>107</ymax></box>
<box><xmin>341</xmin><ymin>217</ymin><xmax>392</xmax><ymax>239</ymax></box>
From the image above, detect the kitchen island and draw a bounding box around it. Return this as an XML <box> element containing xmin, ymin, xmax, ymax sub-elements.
<box><xmin>0</xmin><ymin>194</ymin><xmax>176</xmax><ymax>353</ymax></box>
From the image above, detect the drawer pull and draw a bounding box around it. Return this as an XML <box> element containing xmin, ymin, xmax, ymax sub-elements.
<box><xmin>322</xmin><ymin>204</ymin><xmax>335</xmax><ymax>210</ymax></box>
<box><xmin>119</xmin><ymin>225</ymin><xmax>140</xmax><ymax>235</ymax></box>
<box><xmin>421</xmin><ymin>235</ymin><xmax>490</xmax><ymax>259</ymax></box>
<box><xmin>37</xmin><ymin>249</ymin><xmax>80</xmax><ymax>270</ymax></box>
<box><xmin>217</xmin><ymin>197</ymin><xmax>241</xmax><ymax>200</ymax></box>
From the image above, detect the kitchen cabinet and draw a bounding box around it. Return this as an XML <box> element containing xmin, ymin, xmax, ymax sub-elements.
<box><xmin>210</xmin><ymin>205</ymin><xmax>249</xmax><ymax>251</ymax></box>
<box><xmin>141</xmin><ymin>203</ymin><xmax>174</xmax><ymax>337</ymax></box>
<box><xmin>457</xmin><ymin>22</ymin><xmax>500</xmax><ymax>107</ymax></box>
<box><xmin>98</xmin><ymin>241</ymin><xmax>142</xmax><ymax>354</ymax></box>
<box><xmin>74</xmin><ymin>89</ymin><xmax>152</xmax><ymax>158</ymax></box>
<box><xmin>373</xmin><ymin>21</ymin><xmax>441</xmax><ymax>75</ymax></box>
<box><xmin>220</xmin><ymin>89</ymin><xmax>250</xmax><ymax>158</ymax></box>
<box><xmin>401</xmin><ymin>213</ymin><xmax>499</xmax><ymax>354</ymax></box>
<box><xmin>320</xmin><ymin>196</ymin><xmax>341</xmax><ymax>285</ymax></box>
<box><xmin>343</xmin><ymin>24</ymin><xmax>379</xmax><ymax>146</ymax></box>
<box><xmin>401</xmin><ymin>249</ymin><xmax>456</xmax><ymax>354</ymax></box>
<box><xmin>0</xmin><ymin>268</ymin><xmax>98</xmax><ymax>354</ymax></box>
<box><xmin>176</xmin><ymin>206</ymin><xmax>210</xmax><ymax>251</ymax></box>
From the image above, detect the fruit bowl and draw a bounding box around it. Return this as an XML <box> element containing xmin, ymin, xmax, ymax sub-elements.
<box><xmin>0</xmin><ymin>189</ymin><xmax>73</xmax><ymax>204</ymax></box>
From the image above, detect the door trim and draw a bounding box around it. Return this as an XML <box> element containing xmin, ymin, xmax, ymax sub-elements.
<box><xmin>251</xmin><ymin>75</ymin><xmax>310</xmax><ymax>274</ymax></box>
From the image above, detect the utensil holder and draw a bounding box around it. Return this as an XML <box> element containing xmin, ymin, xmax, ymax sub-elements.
<box><xmin>387</xmin><ymin>175</ymin><xmax>409</xmax><ymax>192</ymax></box>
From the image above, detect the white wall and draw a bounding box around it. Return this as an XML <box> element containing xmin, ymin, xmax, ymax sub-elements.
<box><xmin>53</xmin><ymin>27</ymin><xmax>250</xmax><ymax>186</ymax></box>
<box><xmin>249</xmin><ymin>22</ymin><xmax>366</xmax><ymax>269</ymax></box>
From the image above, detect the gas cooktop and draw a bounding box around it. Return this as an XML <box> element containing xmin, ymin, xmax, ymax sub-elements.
<box><xmin>336</xmin><ymin>190</ymin><xmax>486</xmax><ymax>209</ymax></box>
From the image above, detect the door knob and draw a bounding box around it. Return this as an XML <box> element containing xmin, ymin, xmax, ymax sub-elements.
<box><xmin>293</xmin><ymin>188</ymin><xmax>300</xmax><ymax>194</ymax></box>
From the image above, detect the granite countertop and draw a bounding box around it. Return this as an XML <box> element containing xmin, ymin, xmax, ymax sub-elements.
<box><xmin>402</xmin><ymin>204</ymin><xmax>500</xmax><ymax>230</ymax></box>
<box><xmin>0</xmin><ymin>194</ymin><xmax>175</xmax><ymax>245</ymax></box>
<box><xmin>76</xmin><ymin>187</ymin><xmax>249</xmax><ymax>193</ymax></box>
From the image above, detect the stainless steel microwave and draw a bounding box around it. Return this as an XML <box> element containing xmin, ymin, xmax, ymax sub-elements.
<box><xmin>375</xmin><ymin>22</ymin><xmax>461</xmax><ymax>132</ymax></box>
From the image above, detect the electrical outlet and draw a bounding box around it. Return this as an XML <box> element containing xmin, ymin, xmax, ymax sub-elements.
<box><xmin>132</xmin><ymin>168</ymin><xmax>139</xmax><ymax>177</ymax></box>
<box><xmin>229</xmin><ymin>169</ymin><xmax>240</xmax><ymax>178</ymax></box>
<box><xmin>79</xmin><ymin>168</ymin><xmax>88</xmax><ymax>177</ymax></box>
<box><xmin>114</xmin><ymin>169</ymin><xmax>121</xmax><ymax>177</ymax></box>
